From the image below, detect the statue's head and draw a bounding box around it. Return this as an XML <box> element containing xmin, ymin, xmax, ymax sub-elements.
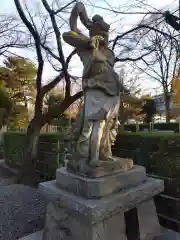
<box><xmin>89</xmin><ymin>14</ymin><xmax>110</xmax><ymax>44</ymax></box>
<box><xmin>92</xmin><ymin>15</ymin><xmax>102</xmax><ymax>21</ymax></box>
<box><xmin>92</xmin><ymin>15</ymin><xmax>110</xmax><ymax>31</ymax></box>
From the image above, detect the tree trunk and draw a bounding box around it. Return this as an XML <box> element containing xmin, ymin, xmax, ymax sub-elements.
<box><xmin>119</xmin><ymin>100</ymin><xmax>125</xmax><ymax>131</ymax></box>
<box><xmin>165</xmin><ymin>94</ymin><xmax>171</xmax><ymax>123</ymax></box>
<box><xmin>16</xmin><ymin>93</ymin><xmax>83</xmax><ymax>185</ymax></box>
<box><xmin>17</xmin><ymin>117</ymin><xmax>42</xmax><ymax>186</ymax></box>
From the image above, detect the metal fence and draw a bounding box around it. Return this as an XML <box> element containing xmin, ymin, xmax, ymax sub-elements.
<box><xmin>4</xmin><ymin>124</ymin><xmax>71</xmax><ymax>134</ymax></box>
<box><xmin>124</xmin><ymin>122</ymin><xmax>180</xmax><ymax>133</ymax></box>
<box><xmin>3</xmin><ymin>124</ymin><xmax>72</xmax><ymax>181</ymax></box>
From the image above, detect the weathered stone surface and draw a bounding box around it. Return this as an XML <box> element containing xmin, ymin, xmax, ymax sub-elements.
<box><xmin>19</xmin><ymin>231</ymin><xmax>43</xmax><ymax>240</ymax></box>
<box><xmin>63</xmin><ymin>2</ymin><xmax>127</xmax><ymax>174</ymax></box>
<box><xmin>56</xmin><ymin>165</ymin><xmax>146</xmax><ymax>198</ymax></box>
<box><xmin>155</xmin><ymin>229</ymin><xmax>180</xmax><ymax>240</ymax></box>
<box><xmin>43</xmin><ymin>201</ymin><xmax>91</xmax><ymax>240</ymax></box>
<box><xmin>19</xmin><ymin>228</ymin><xmax>180</xmax><ymax>240</ymax></box>
<box><xmin>137</xmin><ymin>200</ymin><xmax>162</xmax><ymax>239</ymax></box>
<box><xmin>39</xmin><ymin>177</ymin><xmax>164</xmax><ymax>225</ymax></box>
<box><xmin>40</xmin><ymin>177</ymin><xmax>164</xmax><ymax>240</ymax></box>
<box><xmin>101</xmin><ymin>214</ymin><xmax>127</xmax><ymax>240</ymax></box>
<box><xmin>67</xmin><ymin>157</ymin><xmax>134</xmax><ymax>178</ymax></box>
<box><xmin>43</xmin><ymin>199</ymin><xmax>128</xmax><ymax>240</ymax></box>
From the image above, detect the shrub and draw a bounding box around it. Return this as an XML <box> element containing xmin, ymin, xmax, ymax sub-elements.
<box><xmin>113</xmin><ymin>132</ymin><xmax>180</xmax><ymax>178</ymax></box>
<box><xmin>4</xmin><ymin>132</ymin><xmax>67</xmax><ymax>180</ymax></box>
<box><xmin>124</xmin><ymin>123</ymin><xmax>179</xmax><ymax>132</ymax></box>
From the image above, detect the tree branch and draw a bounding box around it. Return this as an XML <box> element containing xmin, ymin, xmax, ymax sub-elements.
<box><xmin>54</xmin><ymin>0</ymin><xmax>76</xmax><ymax>15</ymax></box>
<box><xmin>40</xmin><ymin>72</ymin><xmax>64</xmax><ymax>97</ymax></box>
<box><xmin>14</xmin><ymin>0</ymin><xmax>44</xmax><ymax>93</ymax></box>
<box><xmin>41</xmin><ymin>43</ymin><xmax>61</xmax><ymax>62</ymax></box>
<box><xmin>41</xmin><ymin>90</ymin><xmax>83</xmax><ymax>125</ymax></box>
<box><xmin>42</xmin><ymin>0</ymin><xmax>71</xmax><ymax>97</ymax></box>
<box><xmin>112</xmin><ymin>24</ymin><xmax>178</xmax><ymax>50</ymax></box>
<box><xmin>39</xmin><ymin>50</ymin><xmax>76</xmax><ymax>97</ymax></box>
<box><xmin>115</xmin><ymin>50</ymin><xmax>153</xmax><ymax>62</ymax></box>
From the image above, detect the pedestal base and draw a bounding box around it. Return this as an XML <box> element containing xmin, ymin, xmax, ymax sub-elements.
<box><xmin>18</xmin><ymin>229</ymin><xmax>180</xmax><ymax>240</ymax></box>
<box><xmin>39</xmin><ymin>176</ymin><xmax>164</xmax><ymax>240</ymax></box>
<box><xmin>56</xmin><ymin>166</ymin><xmax>146</xmax><ymax>198</ymax></box>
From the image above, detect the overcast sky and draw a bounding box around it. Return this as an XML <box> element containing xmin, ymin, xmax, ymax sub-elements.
<box><xmin>0</xmin><ymin>0</ymin><xmax>178</xmax><ymax>95</ymax></box>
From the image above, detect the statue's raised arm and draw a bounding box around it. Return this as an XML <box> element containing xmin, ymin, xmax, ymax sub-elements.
<box><xmin>69</xmin><ymin>2</ymin><xmax>92</xmax><ymax>33</ymax></box>
<box><xmin>63</xmin><ymin>2</ymin><xmax>110</xmax><ymax>49</ymax></box>
<box><xmin>63</xmin><ymin>2</ymin><xmax>91</xmax><ymax>49</ymax></box>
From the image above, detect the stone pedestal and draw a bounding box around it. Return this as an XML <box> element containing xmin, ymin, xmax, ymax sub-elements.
<box><xmin>56</xmin><ymin>166</ymin><xmax>146</xmax><ymax>198</ymax></box>
<box><xmin>39</xmin><ymin>165</ymin><xmax>164</xmax><ymax>240</ymax></box>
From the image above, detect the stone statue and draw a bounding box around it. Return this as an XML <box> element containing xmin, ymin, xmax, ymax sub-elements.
<box><xmin>63</xmin><ymin>2</ymin><xmax>133</xmax><ymax>176</ymax></box>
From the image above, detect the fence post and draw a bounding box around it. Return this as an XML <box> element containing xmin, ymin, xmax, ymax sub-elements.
<box><xmin>57</xmin><ymin>138</ymin><xmax>60</xmax><ymax>168</ymax></box>
<box><xmin>136</xmin><ymin>123</ymin><xmax>139</xmax><ymax>132</ymax></box>
<box><xmin>149</xmin><ymin>122</ymin><xmax>153</xmax><ymax>132</ymax></box>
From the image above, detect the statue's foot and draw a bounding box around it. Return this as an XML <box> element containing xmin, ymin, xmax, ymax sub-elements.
<box><xmin>68</xmin><ymin>158</ymin><xmax>89</xmax><ymax>173</ymax></box>
<box><xmin>99</xmin><ymin>154</ymin><xmax>116</xmax><ymax>162</ymax></box>
<box><xmin>106</xmin><ymin>156</ymin><xmax>116</xmax><ymax>161</ymax></box>
<box><xmin>88</xmin><ymin>159</ymin><xmax>101</xmax><ymax>168</ymax></box>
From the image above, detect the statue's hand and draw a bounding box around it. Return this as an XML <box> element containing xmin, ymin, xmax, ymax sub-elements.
<box><xmin>90</xmin><ymin>35</ymin><xmax>105</xmax><ymax>50</ymax></box>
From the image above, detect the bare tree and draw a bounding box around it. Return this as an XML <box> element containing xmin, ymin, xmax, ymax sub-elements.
<box><xmin>13</xmin><ymin>0</ymin><xmax>83</xmax><ymax>184</ymax></box>
<box><xmin>12</xmin><ymin>0</ymin><xmax>179</xmax><ymax>184</ymax></box>
<box><xmin>117</xmin><ymin>68</ymin><xmax>142</xmax><ymax>126</ymax></box>
<box><xmin>0</xmin><ymin>14</ymin><xmax>29</xmax><ymax>57</ymax></box>
<box><xmin>132</xmin><ymin>23</ymin><xmax>179</xmax><ymax>122</ymax></box>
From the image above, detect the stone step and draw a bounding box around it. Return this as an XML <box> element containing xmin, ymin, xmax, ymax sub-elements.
<box><xmin>19</xmin><ymin>231</ymin><xmax>43</xmax><ymax>240</ymax></box>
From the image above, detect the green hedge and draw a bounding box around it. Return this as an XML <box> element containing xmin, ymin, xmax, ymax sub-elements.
<box><xmin>124</xmin><ymin>123</ymin><xmax>179</xmax><ymax>132</ymax></box>
<box><xmin>4</xmin><ymin>132</ymin><xmax>68</xmax><ymax>180</ymax></box>
<box><xmin>113</xmin><ymin>132</ymin><xmax>180</xmax><ymax>178</ymax></box>
<box><xmin>0</xmin><ymin>139</ymin><xmax>4</xmax><ymax>159</ymax></box>
<box><xmin>51</xmin><ymin>116</ymin><xmax>69</xmax><ymax>128</ymax></box>
<box><xmin>6</xmin><ymin>130</ymin><xmax>180</xmax><ymax>181</ymax></box>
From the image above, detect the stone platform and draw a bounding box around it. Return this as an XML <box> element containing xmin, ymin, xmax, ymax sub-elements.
<box><xmin>19</xmin><ymin>231</ymin><xmax>43</xmax><ymax>240</ymax></box>
<box><xmin>56</xmin><ymin>166</ymin><xmax>146</xmax><ymax>198</ymax></box>
<box><xmin>19</xmin><ymin>229</ymin><xmax>180</xmax><ymax>240</ymax></box>
<box><xmin>39</xmin><ymin>171</ymin><xmax>164</xmax><ymax>240</ymax></box>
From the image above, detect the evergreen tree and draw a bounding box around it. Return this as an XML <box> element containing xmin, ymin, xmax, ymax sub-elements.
<box><xmin>0</xmin><ymin>57</ymin><xmax>36</xmax><ymax>128</ymax></box>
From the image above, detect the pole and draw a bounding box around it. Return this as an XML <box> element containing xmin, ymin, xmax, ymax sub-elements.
<box><xmin>179</xmin><ymin>0</ymin><xmax>180</xmax><ymax>22</ymax></box>
<box><xmin>119</xmin><ymin>69</ymin><xmax>125</xmax><ymax>129</ymax></box>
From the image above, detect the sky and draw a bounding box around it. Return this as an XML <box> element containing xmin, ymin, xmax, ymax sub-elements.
<box><xmin>0</xmin><ymin>0</ymin><xmax>178</xmax><ymax>95</ymax></box>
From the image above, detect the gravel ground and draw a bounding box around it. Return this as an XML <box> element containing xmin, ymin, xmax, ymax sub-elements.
<box><xmin>0</xmin><ymin>160</ymin><xmax>17</xmax><ymax>186</ymax></box>
<box><xmin>0</xmin><ymin>184</ymin><xmax>47</xmax><ymax>240</ymax></box>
